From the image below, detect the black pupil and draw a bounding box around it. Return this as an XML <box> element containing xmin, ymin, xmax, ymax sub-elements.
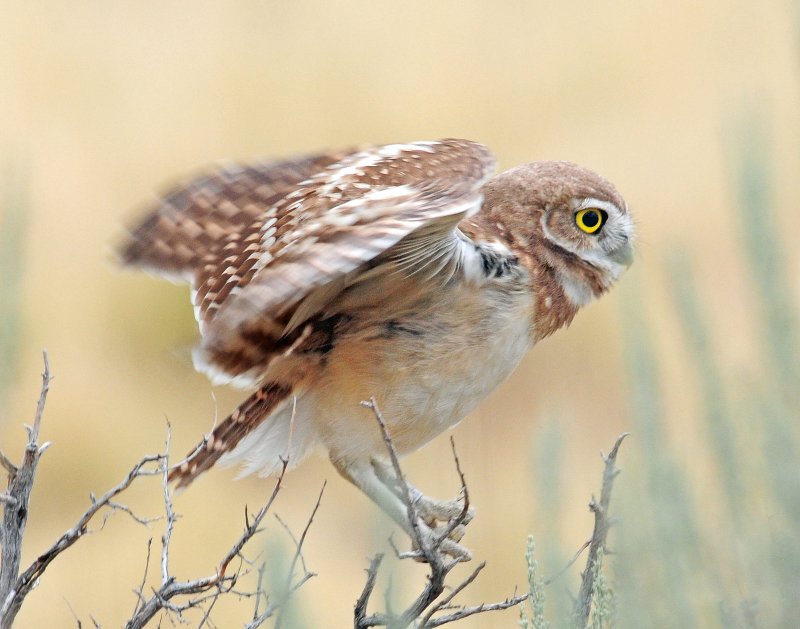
<box><xmin>583</xmin><ymin>210</ymin><xmax>600</xmax><ymax>228</ymax></box>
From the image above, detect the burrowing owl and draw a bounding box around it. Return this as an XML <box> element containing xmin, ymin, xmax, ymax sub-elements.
<box><xmin>119</xmin><ymin>139</ymin><xmax>634</xmax><ymax>559</ymax></box>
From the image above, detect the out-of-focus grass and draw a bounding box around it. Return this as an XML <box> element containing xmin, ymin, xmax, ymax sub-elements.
<box><xmin>0</xmin><ymin>167</ymin><xmax>27</xmax><ymax>412</ymax></box>
<box><xmin>731</xmin><ymin>116</ymin><xmax>799</xmax><ymax>393</ymax></box>
<box><xmin>518</xmin><ymin>536</ymin><xmax>549</xmax><ymax>629</ymax></box>
<box><xmin>616</xmin><ymin>281</ymin><xmax>703</xmax><ymax>628</ymax></box>
<box><xmin>532</xmin><ymin>420</ymin><xmax>572</xmax><ymax>623</ymax></box>
<box><xmin>263</xmin><ymin>536</ymin><xmax>311</xmax><ymax>629</ymax></box>
<box><xmin>614</xmin><ymin>115</ymin><xmax>797</xmax><ymax>628</ymax></box>
<box><xmin>669</xmin><ymin>251</ymin><xmax>743</xmax><ymax>520</ymax></box>
<box><xmin>730</xmin><ymin>115</ymin><xmax>800</xmax><ymax>627</ymax></box>
<box><xmin>526</xmin><ymin>111</ymin><xmax>799</xmax><ymax>628</ymax></box>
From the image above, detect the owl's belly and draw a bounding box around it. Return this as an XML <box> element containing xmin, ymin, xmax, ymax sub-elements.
<box><xmin>310</xmin><ymin>284</ymin><xmax>534</xmax><ymax>463</ymax></box>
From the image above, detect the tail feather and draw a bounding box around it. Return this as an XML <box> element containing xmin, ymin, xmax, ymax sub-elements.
<box><xmin>169</xmin><ymin>382</ymin><xmax>293</xmax><ymax>488</ymax></box>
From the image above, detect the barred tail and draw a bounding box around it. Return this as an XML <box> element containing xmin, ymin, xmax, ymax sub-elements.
<box><xmin>169</xmin><ymin>382</ymin><xmax>293</xmax><ymax>488</ymax></box>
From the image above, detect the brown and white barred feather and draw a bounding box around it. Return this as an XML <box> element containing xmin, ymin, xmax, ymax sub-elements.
<box><xmin>169</xmin><ymin>382</ymin><xmax>293</xmax><ymax>488</ymax></box>
<box><xmin>119</xmin><ymin>150</ymin><xmax>354</xmax><ymax>280</ymax></box>
<box><xmin>188</xmin><ymin>140</ymin><xmax>494</xmax><ymax>386</ymax></box>
<box><xmin>120</xmin><ymin>139</ymin><xmax>497</xmax><ymax>487</ymax></box>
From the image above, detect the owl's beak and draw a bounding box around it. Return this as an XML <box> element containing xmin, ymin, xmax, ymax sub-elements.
<box><xmin>609</xmin><ymin>241</ymin><xmax>634</xmax><ymax>268</ymax></box>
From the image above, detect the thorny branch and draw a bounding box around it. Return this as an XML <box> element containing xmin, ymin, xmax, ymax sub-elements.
<box><xmin>354</xmin><ymin>397</ymin><xmax>527</xmax><ymax>628</ymax></box>
<box><xmin>572</xmin><ymin>432</ymin><xmax>629</xmax><ymax>628</ymax></box>
<box><xmin>0</xmin><ymin>353</ymin><xmax>321</xmax><ymax>628</ymax></box>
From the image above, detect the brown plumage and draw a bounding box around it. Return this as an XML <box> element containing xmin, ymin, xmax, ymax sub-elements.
<box><xmin>121</xmin><ymin>150</ymin><xmax>353</xmax><ymax>278</ymax></box>
<box><xmin>171</xmin><ymin>382</ymin><xmax>292</xmax><ymax>488</ymax></box>
<box><xmin>119</xmin><ymin>139</ymin><xmax>634</xmax><ymax>558</ymax></box>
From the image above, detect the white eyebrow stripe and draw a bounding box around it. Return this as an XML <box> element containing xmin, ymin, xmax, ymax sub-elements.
<box><xmin>577</xmin><ymin>198</ymin><xmax>621</xmax><ymax>214</ymax></box>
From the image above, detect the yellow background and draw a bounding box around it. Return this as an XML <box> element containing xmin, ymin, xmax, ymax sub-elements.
<box><xmin>1</xmin><ymin>1</ymin><xmax>798</xmax><ymax>627</ymax></box>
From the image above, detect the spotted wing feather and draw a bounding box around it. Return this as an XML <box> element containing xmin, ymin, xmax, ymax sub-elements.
<box><xmin>118</xmin><ymin>150</ymin><xmax>354</xmax><ymax>280</ymax></box>
<box><xmin>193</xmin><ymin>140</ymin><xmax>496</xmax><ymax>385</ymax></box>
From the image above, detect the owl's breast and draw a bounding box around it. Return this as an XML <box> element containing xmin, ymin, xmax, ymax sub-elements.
<box><xmin>310</xmin><ymin>275</ymin><xmax>535</xmax><ymax>462</ymax></box>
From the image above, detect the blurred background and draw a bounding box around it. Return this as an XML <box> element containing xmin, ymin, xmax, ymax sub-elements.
<box><xmin>1</xmin><ymin>1</ymin><xmax>798</xmax><ymax>627</ymax></box>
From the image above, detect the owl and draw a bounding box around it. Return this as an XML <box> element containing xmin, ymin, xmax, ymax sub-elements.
<box><xmin>119</xmin><ymin>139</ymin><xmax>634</xmax><ymax>559</ymax></box>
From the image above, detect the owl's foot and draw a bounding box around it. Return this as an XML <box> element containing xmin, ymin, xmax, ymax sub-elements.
<box><xmin>408</xmin><ymin>519</ymin><xmax>472</xmax><ymax>562</ymax></box>
<box><xmin>367</xmin><ymin>460</ymin><xmax>475</xmax><ymax>561</ymax></box>
<box><xmin>412</xmin><ymin>492</ymin><xmax>475</xmax><ymax>528</ymax></box>
<box><xmin>394</xmin><ymin>489</ymin><xmax>473</xmax><ymax>561</ymax></box>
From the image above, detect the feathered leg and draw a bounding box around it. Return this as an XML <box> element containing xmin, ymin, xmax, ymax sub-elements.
<box><xmin>332</xmin><ymin>457</ymin><xmax>473</xmax><ymax>561</ymax></box>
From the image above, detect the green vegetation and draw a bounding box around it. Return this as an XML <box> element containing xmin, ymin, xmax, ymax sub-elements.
<box><xmin>525</xmin><ymin>113</ymin><xmax>799</xmax><ymax>628</ymax></box>
<box><xmin>0</xmin><ymin>167</ymin><xmax>27</xmax><ymax>407</ymax></box>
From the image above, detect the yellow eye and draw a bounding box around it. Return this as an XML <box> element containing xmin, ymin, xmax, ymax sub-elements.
<box><xmin>575</xmin><ymin>208</ymin><xmax>606</xmax><ymax>234</ymax></box>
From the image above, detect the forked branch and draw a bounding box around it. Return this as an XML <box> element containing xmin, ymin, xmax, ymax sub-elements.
<box><xmin>0</xmin><ymin>351</ymin><xmax>55</xmax><ymax>628</ymax></box>
<box><xmin>572</xmin><ymin>432</ymin><xmax>628</xmax><ymax>628</ymax></box>
<box><xmin>355</xmin><ymin>397</ymin><xmax>527</xmax><ymax>628</ymax></box>
<box><xmin>0</xmin><ymin>353</ymin><xmax>320</xmax><ymax>628</ymax></box>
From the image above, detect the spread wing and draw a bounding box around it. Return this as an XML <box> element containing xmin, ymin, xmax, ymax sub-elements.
<box><xmin>118</xmin><ymin>149</ymin><xmax>354</xmax><ymax>280</ymax></box>
<box><xmin>120</xmin><ymin>139</ymin><xmax>496</xmax><ymax>386</ymax></box>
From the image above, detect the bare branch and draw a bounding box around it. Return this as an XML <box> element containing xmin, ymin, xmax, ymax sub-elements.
<box><xmin>105</xmin><ymin>501</ymin><xmax>163</xmax><ymax>527</ymax></box>
<box><xmin>573</xmin><ymin>433</ymin><xmax>629</xmax><ymax>628</ymax></box>
<box><xmin>544</xmin><ymin>538</ymin><xmax>591</xmax><ymax>586</ymax></box>
<box><xmin>217</xmin><ymin>459</ymin><xmax>287</xmax><ymax>581</ymax></box>
<box><xmin>362</xmin><ymin>398</ymin><xmax>428</xmax><ymax>561</ymax></box>
<box><xmin>3</xmin><ymin>451</ymin><xmax>164</xmax><ymax>625</ymax></box>
<box><xmin>65</xmin><ymin>597</ymin><xmax>84</xmax><ymax>628</ymax></box>
<box><xmin>436</xmin><ymin>437</ymin><xmax>471</xmax><ymax>552</ymax></box>
<box><xmin>354</xmin><ymin>398</ymin><xmax>527</xmax><ymax>628</ymax></box>
<box><xmin>272</xmin><ymin>481</ymin><xmax>325</xmax><ymax>629</ymax></box>
<box><xmin>274</xmin><ymin>514</ymin><xmax>308</xmax><ymax>576</ymax></box>
<box><xmin>421</xmin><ymin>561</ymin><xmax>487</xmax><ymax>625</ymax></box>
<box><xmin>1</xmin><ymin>353</ymin><xmax>320</xmax><ymax>627</ymax></box>
<box><xmin>30</xmin><ymin>351</ymin><xmax>52</xmax><ymax>441</ymax></box>
<box><xmin>0</xmin><ymin>452</ymin><xmax>16</xmax><ymax>478</ymax></box>
<box><xmin>124</xmin><ymin>459</ymin><xmax>297</xmax><ymax>628</ymax></box>
<box><xmin>159</xmin><ymin>425</ymin><xmax>176</xmax><ymax>587</ymax></box>
<box><xmin>130</xmin><ymin>539</ymin><xmax>153</xmax><ymax>618</ymax></box>
<box><xmin>355</xmin><ymin>553</ymin><xmax>384</xmax><ymax>624</ymax></box>
<box><xmin>251</xmin><ymin>562</ymin><xmax>268</xmax><ymax>623</ymax></box>
<box><xmin>285</xmin><ymin>481</ymin><xmax>326</xmax><ymax>589</ymax></box>
<box><xmin>244</xmin><ymin>603</ymin><xmax>279</xmax><ymax>629</ymax></box>
<box><xmin>426</xmin><ymin>594</ymin><xmax>529</xmax><ymax>627</ymax></box>
<box><xmin>0</xmin><ymin>351</ymin><xmax>55</xmax><ymax>628</ymax></box>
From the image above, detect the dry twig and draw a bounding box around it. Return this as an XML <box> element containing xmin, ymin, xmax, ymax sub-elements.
<box><xmin>572</xmin><ymin>433</ymin><xmax>628</xmax><ymax>628</ymax></box>
<box><xmin>0</xmin><ymin>351</ymin><xmax>54</xmax><ymax>628</ymax></box>
<box><xmin>0</xmin><ymin>353</ymin><xmax>163</xmax><ymax>627</ymax></box>
<box><xmin>0</xmin><ymin>352</ymin><xmax>627</xmax><ymax>628</ymax></box>
<box><xmin>0</xmin><ymin>353</ymin><xmax>320</xmax><ymax>628</ymax></box>
<box><xmin>354</xmin><ymin>397</ymin><xmax>527</xmax><ymax>628</ymax></box>
<box><xmin>126</xmin><ymin>456</ymin><xmax>322</xmax><ymax>628</ymax></box>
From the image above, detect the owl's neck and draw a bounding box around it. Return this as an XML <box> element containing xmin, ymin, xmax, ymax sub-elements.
<box><xmin>460</xmin><ymin>210</ymin><xmax>579</xmax><ymax>343</ymax></box>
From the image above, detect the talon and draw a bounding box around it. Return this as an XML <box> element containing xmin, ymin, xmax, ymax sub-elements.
<box><xmin>436</xmin><ymin>536</ymin><xmax>472</xmax><ymax>561</ymax></box>
<box><xmin>416</xmin><ymin>496</ymin><xmax>474</xmax><ymax>524</ymax></box>
<box><xmin>441</xmin><ymin>522</ymin><xmax>467</xmax><ymax>543</ymax></box>
<box><xmin>409</xmin><ymin>520</ymin><xmax>473</xmax><ymax>562</ymax></box>
<box><xmin>460</xmin><ymin>504</ymin><xmax>476</xmax><ymax>525</ymax></box>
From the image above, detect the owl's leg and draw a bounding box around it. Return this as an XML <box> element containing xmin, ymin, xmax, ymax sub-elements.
<box><xmin>370</xmin><ymin>459</ymin><xmax>473</xmax><ymax>541</ymax></box>
<box><xmin>332</xmin><ymin>458</ymin><xmax>472</xmax><ymax>561</ymax></box>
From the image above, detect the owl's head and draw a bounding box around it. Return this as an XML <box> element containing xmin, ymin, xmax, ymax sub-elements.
<box><xmin>482</xmin><ymin>161</ymin><xmax>634</xmax><ymax>308</ymax></box>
